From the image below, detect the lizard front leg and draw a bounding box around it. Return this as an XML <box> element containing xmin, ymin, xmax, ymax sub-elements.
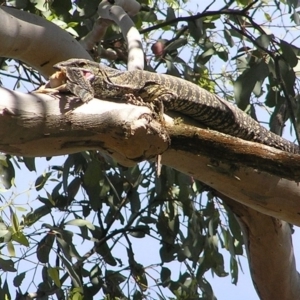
<box><xmin>35</xmin><ymin>66</ymin><xmax>96</xmax><ymax>103</ymax></box>
<box><xmin>123</xmin><ymin>92</ymin><xmax>164</xmax><ymax>123</ymax></box>
<box><xmin>64</xmin><ymin>67</ymin><xmax>95</xmax><ymax>103</ymax></box>
<box><xmin>138</xmin><ymin>84</ymin><xmax>178</xmax><ymax>124</ymax></box>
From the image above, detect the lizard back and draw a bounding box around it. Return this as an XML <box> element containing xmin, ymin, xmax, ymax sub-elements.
<box><xmin>54</xmin><ymin>59</ymin><xmax>300</xmax><ymax>154</ymax></box>
<box><xmin>102</xmin><ymin>67</ymin><xmax>300</xmax><ymax>154</ymax></box>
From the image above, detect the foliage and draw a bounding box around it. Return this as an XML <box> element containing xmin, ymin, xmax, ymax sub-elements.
<box><xmin>0</xmin><ymin>0</ymin><xmax>300</xmax><ymax>299</ymax></box>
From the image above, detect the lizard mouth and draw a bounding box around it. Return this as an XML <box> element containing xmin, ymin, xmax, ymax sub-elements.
<box><xmin>80</xmin><ymin>69</ymin><xmax>95</xmax><ymax>83</ymax></box>
<box><xmin>48</xmin><ymin>68</ymin><xmax>95</xmax><ymax>88</ymax></box>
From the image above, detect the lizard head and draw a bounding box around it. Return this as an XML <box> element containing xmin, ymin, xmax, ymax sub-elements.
<box><xmin>52</xmin><ymin>59</ymin><xmax>102</xmax><ymax>102</ymax></box>
<box><xmin>52</xmin><ymin>59</ymin><xmax>127</xmax><ymax>102</ymax></box>
<box><xmin>53</xmin><ymin>59</ymin><xmax>100</xmax><ymax>71</ymax></box>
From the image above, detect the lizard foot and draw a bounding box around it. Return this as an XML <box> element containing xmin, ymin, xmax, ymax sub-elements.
<box><xmin>124</xmin><ymin>94</ymin><xmax>166</xmax><ymax>125</ymax></box>
<box><xmin>124</xmin><ymin>93</ymin><xmax>158</xmax><ymax>114</ymax></box>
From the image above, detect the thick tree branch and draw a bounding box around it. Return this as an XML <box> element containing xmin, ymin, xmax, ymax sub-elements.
<box><xmin>0</xmin><ymin>87</ymin><xmax>169</xmax><ymax>161</ymax></box>
<box><xmin>163</xmin><ymin>148</ymin><xmax>300</xmax><ymax>226</ymax></box>
<box><xmin>0</xmin><ymin>7</ymin><xmax>91</xmax><ymax>77</ymax></box>
<box><xmin>168</xmin><ymin>124</ymin><xmax>300</xmax><ymax>181</ymax></box>
<box><xmin>218</xmin><ymin>193</ymin><xmax>300</xmax><ymax>300</ymax></box>
<box><xmin>1</xmin><ymin>4</ymin><xmax>300</xmax><ymax>300</ymax></box>
<box><xmin>1</xmin><ymin>88</ymin><xmax>300</xmax><ymax>226</ymax></box>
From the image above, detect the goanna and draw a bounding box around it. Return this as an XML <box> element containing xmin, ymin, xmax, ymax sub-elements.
<box><xmin>53</xmin><ymin>58</ymin><xmax>300</xmax><ymax>154</ymax></box>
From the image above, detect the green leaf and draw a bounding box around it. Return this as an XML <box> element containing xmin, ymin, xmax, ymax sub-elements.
<box><xmin>196</xmin><ymin>277</ymin><xmax>215</xmax><ymax>299</ymax></box>
<box><xmin>0</xmin><ymin>158</ymin><xmax>15</xmax><ymax>189</ymax></box>
<box><xmin>230</xmin><ymin>256</ymin><xmax>239</xmax><ymax>284</ymax></box>
<box><xmin>12</xmin><ymin>232</ymin><xmax>29</xmax><ymax>247</ymax></box>
<box><xmin>67</xmin><ymin>22</ymin><xmax>78</xmax><ymax>28</ymax></box>
<box><xmin>129</xmin><ymin>225</ymin><xmax>150</xmax><ymax>238</ymax></box>
<box><xmin>197</xmin><ymin>48</ymin><xmax>215</xmax><ymax>65</ymax></box>
<box><xmin>224</xmin><ymin>29</ymin><xmax>235</xmax><ymax>47</ymax></box>
<box><xmin>13</xmin><ymin>272</ymin><xmax>26</xmax><ymax>287</ymax></box>
<box><xmin>0</xmin><ymin>258</ymin><xmax>16</xmax><ymax>272</ymax></box>
<box><xmin>67</xmin><ymin>177</ymin><xmax>81</xmax><ymax>201</ymax></box>
<box><xmin>227</xmin><ymin>208</ymin><xmax>243</xmax><ymax>243</ymax></box>
<box><xmin>237</xmin><ymin>0</ymin><xmax>252</xmax><ymax>5</ymax></box>
<box><xmin>188</xmin><ymin>19</ymin><xmax>204</xmax><ymax>42</ymax></box>
<box><xmin>187</xmin><ymin>234</ymin><xmax>205</xmax><ymax>264</ymax></box>
<box><xmin>138</xmin><ymin>216</ymin><xmax>157</xmax><ymax>224</ymax></box>
<box><xmin>129</xmin><ymin>190</ymin><xmax>140</xmax><ymax>214</ymax></box>
<box><xmin>52</xmin><ymin>181</ymin><xmax>63</xmax><ymax>203</ymax></box>
<box><xmin>60</xmin><ymin>256</ymin><xmax>82</xmax><ymax>288</ymax></box>
<box><xmin>234</xmin><ymin>60</ymin><xmax>269</xmax><ymax>110</ymax></box>
<box><xmin>15</xmin><ymin>206</ymin><xmax>27</xmax><ymax>212</ymax></box>
<box><xmin>271</xmin><ymin>58</ymin><xmax>296</xmax><ymax>97</ymax></box>
<box><xmin>22</xmin><ymin>157</ymin><xmax>36</xmax><ymax>172</ymax></box>
<box><xmin>0</xmin><ymin>231</ymin><xmax>12</xmax><ymax>244</ymax></box>
<box><xmin>215</xmin><ymin>43</ymin><xmax>229</xmax><ymax>62</ymax></box>
<box><xmin>95</xmin><ymin>241</ymin><xmax>117</xmax><ymax>266</ymax></box>
<box><xmin>48</xmin><ymin>267</ymin><xmax>61</xmax><ymax>288</ymax></box>
<box><xmin>34</xmin><ymin>0</ymin><xmax>48</xmax><ymax>11</ymax></box>
<box><xmin>63</xmin><ymin>154</ymin><xmax>75</xmax><ymax>193</ymax></box>
<box><xmin>9</xmin><ymin>208</ymin><xmax>19</xmax><ymax>234</ymax></box>
<box><xmin>139</xmin><ymin>10</ymin><xmax>157</xmax><ymax>22</ymax></box>
<box><xmin>159</xmin><ymin>243</ymin><xmax>177</xmax><ymax>263</ymax></box>
<box><xmin>160</xmin><ymin>267</ymin><xmax>171</xmax><ymax>287</ymax></box>
<box><xmin>255</xmin><ymin>34</ymin><xmax>272</xmax><ymax>49</ymax></box>
<box><xmin>0</xmin><ymin>222</ymin><xmax>9</xmax><ymax>238</ymax></box>
<box><xmin>37</xmin><ymin>234</ymin><xmax>55</xmax><ymax>263</ymax></box>
<box><xmin>264</xmin><ymin>12</ymin><xmax>272</xmax><ymax>21</ymax></box>
<box><xmin>56</xmin><ymin>232</ymin><xmax>81</xmax><ymax>261</ymax></box>
<box><xmin>0</xmin><ymin>280</ymin><xmax>11</xmax><ymax>300</ymax></box>
<box><xmin>166</xmin><ymin>7</ymin><xmax>176</xmax><ymax>22</ymax></box>
<box><xmin>89</xmin><ymin>264</ymin><xmax>102</xmax><ymax>287</ymax></box>
<box><xmin>6</xmin><ymin>241</ymin><xmax>15</xmax><ymax>257</ymax></box>
<box><xmin>35</xmin><ymin>172</ymin><xmax>52</xmax><ymax>191</ymax></box>
<box><xmin>293</xmin><ymin>11</ymin><xmax>300</xmax><ymax>25</ymax></box>
<box><xmin>72</xmin><ymin>291</ymin><xmax>83</xmax><ymax>300</ymax></box>
<box><xmin>23</xmin><ymin>205</ymin><xmax>51</xmax><ymax>226</ymax></box>
<box><xmin>132</xmin><ymin>290</ymin><xmax>143</xmax><ymax>300</ymax></box>
<box><xmin>212</xmin><ymin>252</ymin><xmax>228</xmax><ymax>277</ymax></box>
<box><xmin>105</xmin><ymin>270</ymin><xmax>127</xmax><ymax>285</ymax></box>
<box><xmin>83</xmin><ymin>160</ymin><xmax>103</xmax><ymax>211</ymax></box>
<box><xmin>166</xmin><ymin>60</ymin><xmax>181</xmax><ymax>77</ymax></box>
<box><xmin>280</xmin><ymin>40</ymin><xmax>298</xmax><ymax>68</ymax></box>
<box><xmin>65</xmin><ymin>219</ymin><xmax>95</xmax><ymax>230</ymax></box>
<box><xmin>167</xmin><ymin>38</ymin><xmax>188</xmax><ymax>52</ymax></box>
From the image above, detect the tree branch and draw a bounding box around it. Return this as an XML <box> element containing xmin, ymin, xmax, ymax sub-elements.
<box><xmin>218</xmin><ymin>192</ymin><xmax>300</xmax><ymax>300</ymax></box>
<box><xmin>0</xmin><ymin>7</ymin><xmax>92</xmax><ymax>77</ymax></box>
<box><xmin>1</xmin><ymin>88</ymin><xmax>300</xmax><ymax>225</ymax></box>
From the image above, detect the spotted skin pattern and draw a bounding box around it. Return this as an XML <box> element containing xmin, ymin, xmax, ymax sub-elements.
<box><xmin>53</xmin><ymin>59</ymin><xmax>300</xmax><ymax>154</ymax></box>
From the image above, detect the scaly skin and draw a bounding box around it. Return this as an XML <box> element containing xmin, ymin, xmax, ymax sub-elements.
<box><xmin>53</xmin><ymin>59</ymin><xmax>300</xmax><ymax>154</ymax></box>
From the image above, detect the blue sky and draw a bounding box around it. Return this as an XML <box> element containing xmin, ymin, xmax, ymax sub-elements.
<box><xmin>1</xmin><ymin>0</ymin><xmax>300</xmax><ymax>299</ymax></box>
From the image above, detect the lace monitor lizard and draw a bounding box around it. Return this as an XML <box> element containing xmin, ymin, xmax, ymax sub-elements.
<box><xmin>50</xmin><ymin>58</ymin><xmax>300</xmax><ymax>154</ymax></box>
